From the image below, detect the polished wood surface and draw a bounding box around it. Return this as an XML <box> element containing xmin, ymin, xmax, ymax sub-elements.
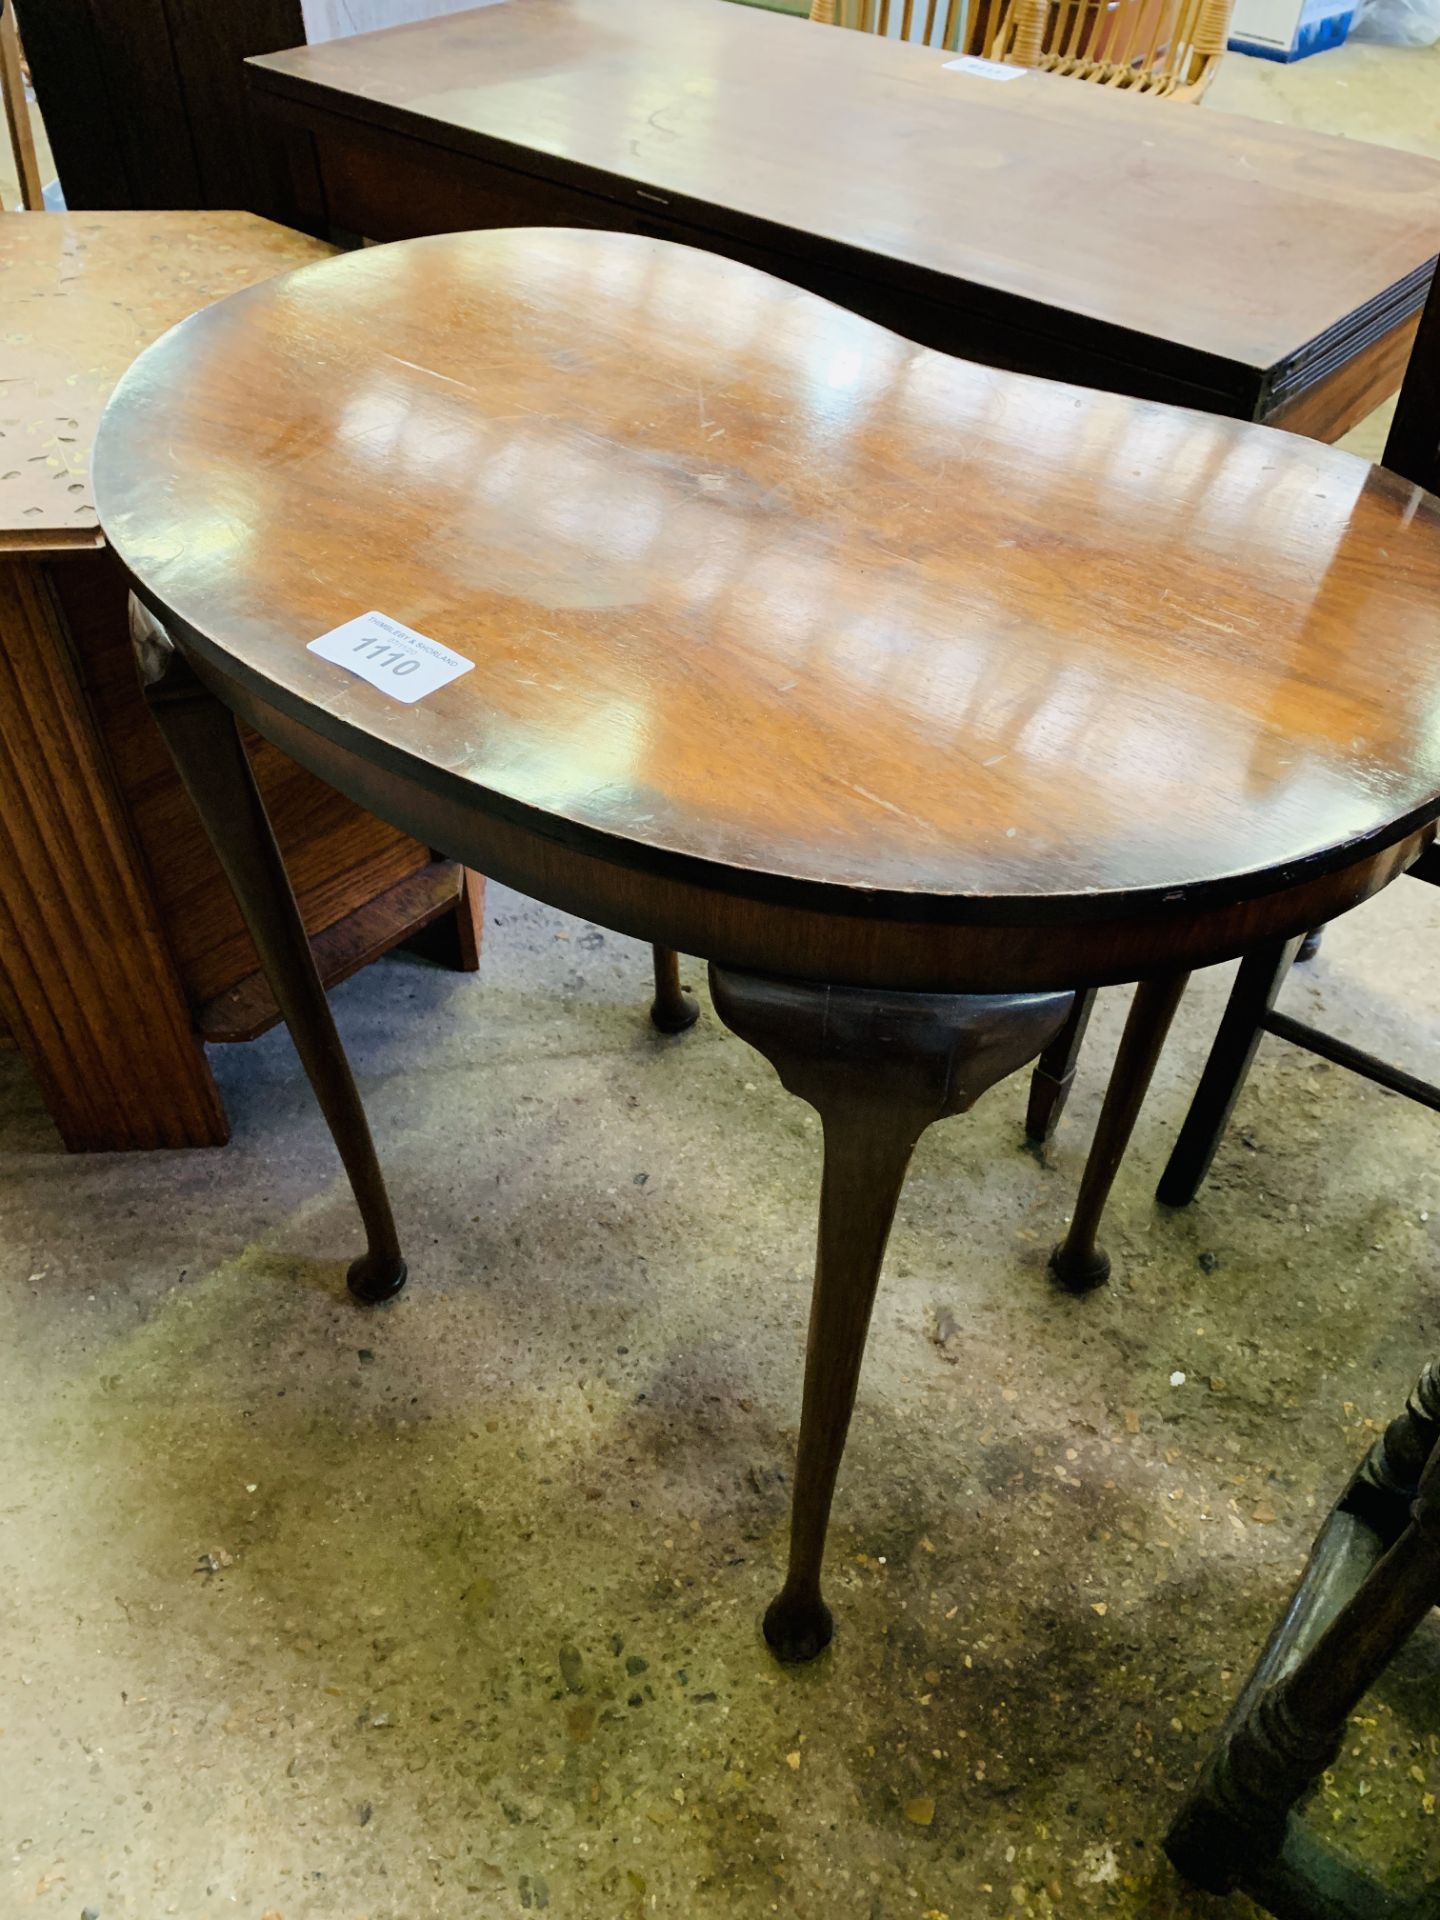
<box><xmin>96</xmin><ymin>228</ymin><xmax>1440</xmax><ymax>992</ymax></box>
<box><xmin>100</xmin><ymin>227</ymin><xmax>1440</xmax><ymax>1657</ymax></box>
<box><xmin>0</xmin><ymin>210</ymin><xmax>480</xmax><ymax>1148</ymax></box>
<box><xmin>247</xmin><ymin>0</ymin><xmax>1440</xmax><ymax>427</ymax></box>
<box><xmin>1051</xmin><ymin>280</ymin><xmax>1440</xmax><ymax>1281</ymax></box>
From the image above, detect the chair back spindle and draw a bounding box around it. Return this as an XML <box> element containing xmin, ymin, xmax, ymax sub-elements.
<box><xmin>983</xmin><ymin>0</ymin><xmax>1234</xmax><ymax>97</ymax></box>
<box><xmin>809</xmin><ymin>0</ymin><xmax>1234</xmax><ymax>97</ymax></box>
<box><xmin>808</xmin><ymin>0</ymin><xmax>967</xmax><ymax>52</ymax></box>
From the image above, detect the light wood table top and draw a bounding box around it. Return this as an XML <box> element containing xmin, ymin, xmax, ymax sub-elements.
<box><xmin>0</xmin><ymin>211</ymin><xmax>332</xmax><ymax>555</ymax></box>
<box><xmin>247</xmin><ymin>0</ymin><xmax>1440</xmax><ymax>432</ymax></box>
<box><xmin>94</xmin><ymin>229</ymin><xmax>1440</xmax><ymax>989</ymax></box>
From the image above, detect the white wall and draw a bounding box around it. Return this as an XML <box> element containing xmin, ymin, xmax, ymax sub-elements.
<box><xmin>301</xmin><ymin>0</ymin><xmax>507</xmax><ymax>44</ymax></box>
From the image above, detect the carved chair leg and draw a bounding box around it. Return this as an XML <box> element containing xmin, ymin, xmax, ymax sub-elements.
<box><xmin>1049</xmin><ymin>971</ymin><xmax>1189</xmax><ymax>1293</ymax></box>
<box><xmin>1296</xmin><ymin>926</ymin><xmax>1324</xmax><ymax>964</ymax></box>
<box><xmin>710</xmin><ymin>966</ymin><xmax>1072</xmax><ymax>1661</ymax></box>
<box><xmin>650</xmin><ymin>944</ymin><xmax>700</xmax><ymax>1033</ymax></box>
<box><xmin>1025</xmin><ymin>986</ymin><xmax>1098</xmax><ymax>1144</ymax></box>
<box><xmin>1167</xmin><ymin>1378</ymin><xmax>1440</xmax><ymax>1902</ymax></box>
<box><xmin>1156</xmin><ymin>935</ymin><xmax>1301</xmax><ymax>1209</ymax></box>
<box><xmin>131</xmin><ymin>599</ymin><xmax>406</xmax><ymax>1304</ymax></box>
<box><xmin>1352</xmin><ymin>1359</ymin><xmax>1440</xmax><ymax>1541</ymax></box>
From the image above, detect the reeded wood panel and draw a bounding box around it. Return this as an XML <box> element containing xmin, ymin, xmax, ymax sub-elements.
<box><xmin>0</xmin><ymin>555</ymin><xmax>226</xmax><ymax>1148</ymax></box>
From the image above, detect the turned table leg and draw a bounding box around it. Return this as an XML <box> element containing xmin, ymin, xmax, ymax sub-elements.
<box><xmin>1168</xmin><ymin>1365</ymin><xmax>1440</xmax><ymax>1905</ymax></box>
<box><xmin>650</xmin><ymin>945</ymin><xmax>700</xmax><ymax>1032</ymax></box>
<box><xmin>132</xmin><ymin>600</ymin><xmax>406</xmax><ymax>1304</ymax></box>
<box><xmin>710</xmin><ymin>965</ymin><xmax>1072</xmax><ymax>1660</ymax></box>
<box><xmin>1049</xmin><ymin>971</ymin><xmax>1189</xmax><ymax>1293</ymax></box>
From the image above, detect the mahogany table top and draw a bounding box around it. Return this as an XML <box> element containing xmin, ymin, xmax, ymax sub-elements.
<box><xmin>93</xmin><ymin>228</ymin><xmax>1440</xmax><ymax>937</ymax></box>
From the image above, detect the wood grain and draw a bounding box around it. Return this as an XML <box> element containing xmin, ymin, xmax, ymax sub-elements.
<box><xmin>93</xmin><ymin>228</ymin><xmax>1440</xmax><ymax>989</ymax></box>
<box><xmin>0</xmin><ymin>554</ymin><xmax>227</xmax><ymax>1149</ymax></box>
<box><xmin>197</xmin><ymin>857</ymin><xmax>471</xmax><ymax>1041</ymax></box>
<box><xmin>247</xmin><ymin>0</ymin><xmax>1440</xmax><ymax>423</ymax></box>
<box><xmin>210</xmin><ymin>671</ymin><xmax>1434</xmax><ymax>992</ymax></box>
<box><xmin>1</xmin><ymin>0</ymin><xmax>43</xmax><ymax>209</ymax></box>
<box><xmin>1266</xmin><ymin>307</ymin><xmax>1422</xmax><ymax>446</ymax></box>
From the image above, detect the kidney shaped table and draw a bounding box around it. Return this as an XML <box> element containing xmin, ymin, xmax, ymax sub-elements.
<box><xmin>93</xmin><ymin>228</ymin><xmax>1440</xmax><ymax>1662</ymax></box>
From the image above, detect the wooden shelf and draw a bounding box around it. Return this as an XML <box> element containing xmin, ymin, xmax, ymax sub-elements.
<box><xmin>197</xmin><ymin>859</ymin><xmax>477</xmax><ymax>1043</ymax></box>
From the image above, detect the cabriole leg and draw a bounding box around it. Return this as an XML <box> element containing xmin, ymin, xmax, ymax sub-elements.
<box><xmin>132</xmin><ymin>598</ymin><xmax>406</xmax><ymax>1304</ymax></box>
<box><xmin>650</xmin><ymin>945</ymin><xmax>700</xmax><ymax>1033</ymax></box>
<box><xmin>710</xmin><ymin>966</ymin><xmax>1072</xmax><ymax>1659</ymax></box>
<box><xmin>1049</xmin><ymin>971</ymin><xmax>1190</xmax><ymax>1293</ymax></box>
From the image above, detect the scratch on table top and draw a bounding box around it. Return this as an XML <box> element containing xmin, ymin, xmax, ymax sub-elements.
<box><xmin>381</xmin><ymin>352</ymin><xmax>483</xmax><ymax>398</ymax></box>
<box><xmin>1189</xmin><ymin>611</ymin><xmax>1255</xmax><ymax>636</ymax></box>
<box><xmin>849</xmin><ymin>783</ymin><xmax>935</xmax><ymax>833</ymax></box>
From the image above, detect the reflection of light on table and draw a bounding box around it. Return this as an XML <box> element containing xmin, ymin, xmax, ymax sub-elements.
<box><xmin>462</xmin><ymin>697</ymin><xmax>650</xmax><ymax>810</ymax></box>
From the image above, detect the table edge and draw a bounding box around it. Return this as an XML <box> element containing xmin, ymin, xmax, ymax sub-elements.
<box><xmin>120</xmin><ymin>570</ymin><xmax>1440</xmax><ymax>941</ymax></box>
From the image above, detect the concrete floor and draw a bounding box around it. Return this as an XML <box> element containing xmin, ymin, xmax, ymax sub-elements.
<box><xmin>8</xmin><ymin>884</ymin><xmax>1440</xmax><ymax>1919</ymax></box>
<box><xmin>5</xmin><ymin>32</ymin><xmax>1440</xmax><ymax>1920</ymax></box>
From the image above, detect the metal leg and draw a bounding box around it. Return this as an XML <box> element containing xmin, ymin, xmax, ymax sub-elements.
<box><xmin>710</xmin><ymin>966</ymin><xmax>1072</xmax><ymax>1660</ymax></box>
<box><xmin>132</xmin><ymin>598</ymin><xmax>406</xmax><ymax>1303</ymax></box>
<box><xmin>1156</xmin><ymin>936</ymin><xmax>1301</xmax><ymax>1209</ymax></box>
<box><xmin>1048</xmin><ymin>972</ymin><xmax>1190</xmax><ymax>1292</ymax></box>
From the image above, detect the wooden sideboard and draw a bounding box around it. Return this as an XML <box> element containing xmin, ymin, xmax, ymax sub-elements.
<box><xmin>0</xmin><ymin>210</ymin><xmax>482</xmax><ymax>1150</ymax></box>
<box><xmin>248</xmin><ymin>0</ymin><xmax>1440</xmax><ymax>435</ymax></box>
